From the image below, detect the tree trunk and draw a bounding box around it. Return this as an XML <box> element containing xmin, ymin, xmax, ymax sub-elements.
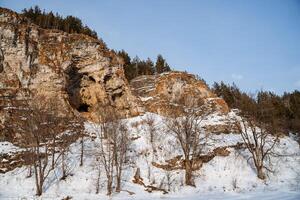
<box><xmin>185</xmin><ymin>159</ymin><xmax>195</xmax><ymax>186</ymax></box>
<box><xmin>62</xmin><ymin>151</ymin><xmax>66</xmax><ymax>179</ymax></box>
<box><xmin>36</xmin><ymin>185</ymin><xmax>42</xmax><ymax>196</ymax></box>
<box><xmin>80</xmin><ymin>137</ymin><xmax>84</xmax><ymax>166</ymax></box>
<box><xmin>37</xmin><ymin>148</ymin><xmax>44</xmax><ymax>195</ymax></box>
<box><xmin>38</xmin><ymin>173</ymin><xmax>44</xmax><ymax>196</ymax></box>
<box><xmin>34</xmin><ymin>163</ymin><xmax>41</xmax><ymax>196</ymax></box>
<box><xmin>254</xmin><ymin>158</ymin><xmax>266</xmax><ymax>180</ymax></box>
<box><xmin>115</xmin><ymin>156</ymin><xmax>123</xmax><ymax>192</ymax></box>
<box><xmin>116</xmin><ymin>169</ymin><xmax>121</xmax><ymax>193</ymax></box>
<box><xmin>96</xmin><ymin>168</ymin><xmax>101</xmax><ymax>194</ymax></box>
<box><xmin>150</xmin><ymin>132</ymin><xmax>153</xmax><ymax>144</ymax></box>
<box><xmin>51</xmin><ymin>152</ymin><xmax>55</xmax><ymax>170</ymax></box>
<box><xmin>51</xmin><ymin>137</ymin><xmax>55</xmax><ymax>169</ymax></box>
<box><xmin>257</xmin><ymin>166</ymin><xmax>266</xmax><ymax>180</ymax></box>
<box><xmin>107</xmin><ymin>176</ymin><xmax>113</xmax><ymax>196</ymax></box>
<box><xmin>35</xmin><ymin>164</ymin><xmax>44</xmax><ymax>196</ymax></box>
<box><xmin>27</xmin><ymin>165</ymin><xmax>32</xmax><ymax>178</ymax></box>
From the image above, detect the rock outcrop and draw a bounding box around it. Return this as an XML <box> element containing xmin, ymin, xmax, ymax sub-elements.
<box><xmin>151</xmin><ymin>146</ymin><xmax>231</xmax><ymax>171</ymax></box>
<box><xmin>130</xmin><ymin>72</ymin><xmax>239</xmax><ymax>134</ymax></box>
<box><xmin>0</xmin><ymin>7</ymin><xmax>141</xmax><ymax>132</ymax></box>
<box><xmin>130</xmin><ymin>72</ymin><xmax>229</xmax><ymax>116</ymax></box>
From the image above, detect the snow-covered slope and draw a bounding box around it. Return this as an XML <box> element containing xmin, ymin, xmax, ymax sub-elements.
<box><xmin>1</xmin><ymin>112</ymin><xmax>300</xmax><ymax>199</ymax></box>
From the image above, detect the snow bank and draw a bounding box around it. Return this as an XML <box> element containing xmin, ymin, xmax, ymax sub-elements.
<box><xmin>0</xmin><ymin>112</ymin><xmax>300</xmax><ymax>199</ymax></box>
<box><xmin>0</xmin><ymin>141</ymin><xmax>23</xmax><ymax>155</ymax></box>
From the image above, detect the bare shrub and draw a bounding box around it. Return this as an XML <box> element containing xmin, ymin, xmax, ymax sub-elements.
<box><xmin>94</xmin><ymin>106</ymin><xmax>130</xmax><ymax>195</ymax></box>
<box><xmin>231</xmin><ymin>177</ymin><xmax>238</xmax><ymax>190</ymax></box>
<box><xmin>5</xmin><ymin>95</ymin><xmax>82</xmax><ymax>195</ymax></box>
<box><xmin>164</xmin><ymin>99</ymin><xmax>212</xmax><ymax>186</ymax></box>
<box><xmin>236</xmin><ymin>117</ymin><xmax>279</xmax><ymax>180</ymax></box>
<box><xmin>144</xmin><ymin>114</ymin><xmax>159</xmax><ymax>148</ymax></box>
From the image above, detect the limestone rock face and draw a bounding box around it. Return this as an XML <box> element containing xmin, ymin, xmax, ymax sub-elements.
<box><xmin>0</xmin><ymin>7</ymin><xmax>234</xmax><ymax>139</ymax></box>
<box><xmin>0</xmin><ymin>7</ymin><xmax>141</xmax><ymax>129</ymax></box>
<box><xmin>130</xmin><ymin>72</ymin><xmax>229</xmax><ymax>116</ymax></box>
<box><xmin>130</xmin><ymin>72</ymin><xmax>237</xmax><ymax>134</ymax></box>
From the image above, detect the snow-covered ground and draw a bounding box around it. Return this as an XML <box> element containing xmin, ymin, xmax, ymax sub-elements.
<box><xmin>0</xmin><ymin>112</ymin><xmax>300</xmax><ymax>199</ymax></box>
<box><xmin>0</xmin><ymin>141</ymin><xmax>23</xmax><ymax>155</ymax></box>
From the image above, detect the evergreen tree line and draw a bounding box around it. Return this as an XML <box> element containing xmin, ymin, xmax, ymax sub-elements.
<box><xmin>212</xmin><ymin>82</ymin><xmax>300</xmax><ymax>134</ymax></box>
<box><xmin>21</xmin><ymin>6</ymin><xmax>98</xmax><ymax>39</ymax></box>
<box><xmin>117</xmin><ymin>50</ymin><xmax>171</xmax><ymax>81</ymax></box>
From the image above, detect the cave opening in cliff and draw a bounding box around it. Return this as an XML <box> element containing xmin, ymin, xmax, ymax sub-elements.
<box><xmin>77</xmin><ymin>103</ymin><xmax>90</xmax><ymax>112</ymax></box>
<box><xmin>103</xmin><ymin>74</ymin><xmax>112</xmax><ymax>84</ymax></box>
<box><xmin>111</xmin><ymin>91</ymin><xmax>123</xmax><ymax>101</ymax></box>
<box><xmin>89</xmin><ymin>76</ymin><xmax>96</xmax><ymax>82</ymax></box>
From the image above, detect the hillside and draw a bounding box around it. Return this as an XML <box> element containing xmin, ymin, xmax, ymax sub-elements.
<box><xmin>0</xmin><ymin>7</ymin><xmax>300</xmax><ymax>200</ymax></box>
<box><xmin>1</xmin><ymin>113</ymin><xmax>300</xmax><ymax>199</ymax></box>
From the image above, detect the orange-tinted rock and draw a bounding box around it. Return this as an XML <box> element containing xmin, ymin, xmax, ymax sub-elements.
<box><xmin>130</xmin><ymin>72</ymin><xmax>229</xmax><ymax>116</ymax></box>
<box><xmin>0</xmin><ymin>8</ymin><xmax>141</xmax><ymax>137</ymax></box>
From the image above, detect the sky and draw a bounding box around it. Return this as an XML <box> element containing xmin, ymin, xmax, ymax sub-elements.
<box><xmin>1</xmin><ymin>0</ymin><xmax>300</xmax><ymax>94</ymax></box>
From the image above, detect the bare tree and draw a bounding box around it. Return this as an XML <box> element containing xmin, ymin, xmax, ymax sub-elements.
<box><xmin>114</xmin><ymin>122</ymin><xmax>129</xmax><ymax>192</ymax></box>
<box><xmin>59</xmin><ymin>133</ymin><xmax>71</xmax><ymax>180</ymax></box>
<box><xmin>95</xmin><ymin>165</ymin><xmax>101</xmax><ymax>194</ymax></box>
<box><xmin>94</xmin><ymin>106</ymin><xmax>130</xmax><ymax>195</ymax></box>
<box><xmin>27</xmin><ymin>100</ymin><xmax>62</xmax><ymax>195</ymax></box>
<box><xmin>5</xmin><ymin>94</ymin><xmax>80</xmax><ymax>195</ymax></box>
<box><xmin>4</xmin><ymin>96</ymin><xmax>55</xmax><ymax>195</ymax></box>
<box><xmin>72</xmin><ymin>116</ymin><xmax>86</xmax><ymax>167</ymax></box>
<box><xmin>98</xmin><ymin>119</ymin><xmax>115</xmax><ymax>195</ymax></box>
<box><xmin>57</xmin><ymin>118</ymin><xmax>83</xmax><ymax>180</ymax></box>
<box><xmin>165</xmin><ymin>171</ymin><xmax>175</xmax><ymax>192</ymax></box>
<box><xmin>145</xmin><ymin>114</ymin><xmax>157</xmax><ymax>145</ymax></box>
<box><xmin>236</xmin><ymin>117</ymin><xmax>279</xmax><ymax>180</ymax></box>
<box><xmin>164</xmin><ymin>99</ymin><xmax>211</xmax><ymax>186</ymax></box>
<box><xmin>46</xmin><ymin>100</ymin><xmax>64</xmax><ymax>170</ymax></box>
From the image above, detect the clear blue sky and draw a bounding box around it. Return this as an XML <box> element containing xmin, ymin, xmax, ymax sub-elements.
<box><xmin>1</xmin><ymin>0</ymin><xmax>300</xmax><ymax>94</ymax></box>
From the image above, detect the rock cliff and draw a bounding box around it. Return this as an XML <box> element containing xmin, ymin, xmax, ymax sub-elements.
<box><xmin>130</xmin><ymin>72</ymin><xmax>238</xmax><ymax>134</ymax></box>
<box><xmin>0</xmin><ymin>7</ymin><xmax>141</xmax><ymax>132</ymax></box>
<box><xmin>0</xmin><ymin>7</ymin><xmax>234</xmax><ymax>139</ymax></box>
<box><xmin>130</xmin><ymin>72</ymin><xmax>229</xmax><ymax>116</ymax></box>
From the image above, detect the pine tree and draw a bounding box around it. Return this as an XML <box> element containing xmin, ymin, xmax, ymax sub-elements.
<box><xmin>21</xmin><ymin>6</ymin><xmax>99</xmax><ymax>40</ymax></box>
<box><xmin>155</xmin><ymin>54</ymin><xmax>171</xmax><ymax>74</ymax></box>
<box><xmin>145</xmin><ymin>58</ymin><xmax>155</xmax><ymax>75</ymax></box>
<box><xmin>155</xmin><ymin>54</ymin><xmax>164</xmax><ymax>74</ymax></box>
<box><xmin>117</xmin><ymin>50</ymin><xmax>136</xmax><ymax>81</ymax></box>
